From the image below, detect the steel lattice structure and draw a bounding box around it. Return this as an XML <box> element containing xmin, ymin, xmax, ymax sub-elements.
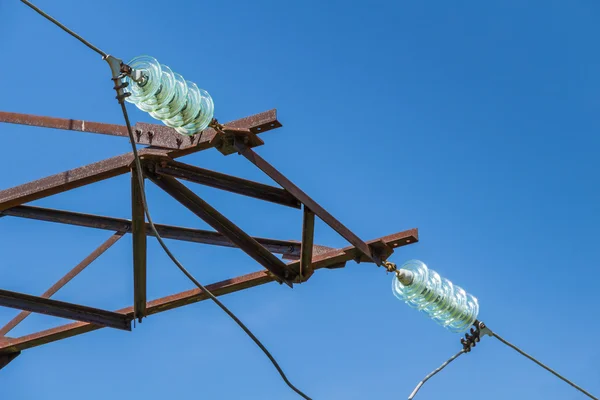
<box><xmin>0</xmin><ymin>109</ymin><xmax>418</xmax><ymax>369</ymax></box>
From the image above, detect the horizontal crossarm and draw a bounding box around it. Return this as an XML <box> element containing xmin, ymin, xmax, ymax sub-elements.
<box><xmin>0</xmin><ymin>289</ymin><xmax>131</xmax><ymax>331</ymax></box>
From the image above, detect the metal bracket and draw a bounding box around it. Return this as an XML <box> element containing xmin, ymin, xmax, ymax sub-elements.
<box><xmin>461</xmin><ymin>320</ymin><xmax>491</xmax><ymax>353</ymax></box>
<box><xmin>477</xmin><ymin>320</ymin><xmax>493</xmax><ymax>337</ymax></box>
<box><xmin>0</xmin><ymin>351</ymin><xmax>20</xmax><ymax>370</ymax></box>
<box><xmin>212</xmin><ymin>120</ymin><xmax>265</xmax><ymax>155</ymax></box>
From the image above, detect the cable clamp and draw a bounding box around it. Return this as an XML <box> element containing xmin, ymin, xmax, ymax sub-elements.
<box><xmin>461</xmin><ymin>321</ymin><xmax>491</xmax><ymax>353</ymax></box>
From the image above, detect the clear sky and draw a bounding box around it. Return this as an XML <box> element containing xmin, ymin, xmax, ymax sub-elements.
<box><xmin>1</xmin><ymin>1</ymin><xmax>599</xmax><ymax>399</ymax></box>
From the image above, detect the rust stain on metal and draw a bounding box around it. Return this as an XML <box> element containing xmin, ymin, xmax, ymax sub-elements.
<box><xmin>0</xmin><ymin>110</ymin><xmax>281</xmax><ymax>152</ymax></box>
<box><xmin>0</xmin><ymin>111</ymin><xmax>129</xmax><ymax>136</ymax></box>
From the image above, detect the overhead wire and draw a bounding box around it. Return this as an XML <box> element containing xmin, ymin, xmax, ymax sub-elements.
<box><xmin>20</xmin><ymin>1</ymin><xmax>311</xmax><ymax>398</ymax></box>
<box><xmin>21</xmin><ymin>0</ymin><xmax>107</xmax><ymax>58</ymax></box>
<box><xmin>409</xmin><ymin>323</ymin><xmax>598</xmax><ymax>400</ymax></box>
<box><xmin>119</xmin><ymin>103</ymin><xmax>312</xmax><ymax>400</ymax></box>
<box><xmin>408</xmin><ymin>349</ymin><xmax>465</xmax><ymax>400</ymax></box>
<box><xmin>490</xmin><ymin>330</ymin><xmax>598</xmax><ymax>400</ymax></box>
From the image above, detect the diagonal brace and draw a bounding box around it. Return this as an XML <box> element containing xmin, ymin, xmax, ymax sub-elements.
<box><xmin>0</xmin><ymin>232</ymin><xmax>124</xmax><ymax>336</ymax></box>
<box><xmin>234</xmin><ymin>141</ymin><xmax>384</xmax><ymax>265</ymax></box>
<box><xmin>145</xmin><ymin>170</ymin><xmax>298</xmax><ymax>286</ymax></box>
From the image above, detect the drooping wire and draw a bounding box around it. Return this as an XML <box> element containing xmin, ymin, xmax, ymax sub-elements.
<box><xmin>20</xmin><ymin>0</ymin><xmax>107</xmax><ymax>58</ymax></box>
<box><xmin>408</xmin><ymin>349</ymin><xmax>465</xmax><ymax>400</ymax></box>
<box><xmin>119</xmin><ymin>103</ymin><xmax>312</xmax><ymax>400</ymax></box>
<box><xmin>20</xmin><ymin>2</ymin><xmax>312</xmax><ymax>399</ymax></box>
<box><xmin>491</xmin><ymin>330</ymin><xmax>598</xmax><ymax>400</ymax></box>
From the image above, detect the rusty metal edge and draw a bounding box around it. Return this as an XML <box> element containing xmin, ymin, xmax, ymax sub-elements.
<box><xmin>0</xmin><ymin>109</ymin><xmax>281</xmax><ymax>151</ymax></box>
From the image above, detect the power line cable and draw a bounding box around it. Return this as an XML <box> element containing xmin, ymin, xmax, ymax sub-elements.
<box><xmin>410</xmin><ymin>322</ymin><xmax>598</xmax><ymax>400</ymax></box>
<box><xmin>120</xmin><ymin>103</ymin><xmax>312</xmax><ymax>400</ymax></box>
<box><xmin>491</xmin><ymin>330</ymin><xmax>598</xmax><ymax>400</ymax></box>
<box><xmin>21</xmin><ymin>0</ymin><xmax>107</xmax><ymax>58</ymax></box>
<box><xmin>408</xmin><ymin>349</ymin><xmax>465</xmax><ymax>400</ymax></box>
<box><xmin>20</xmin><ymin>2</ymin><xmax>312</xmax><ymax>398</ymax></box>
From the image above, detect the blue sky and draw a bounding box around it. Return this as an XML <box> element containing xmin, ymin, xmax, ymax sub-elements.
<box><xmin>1</xmin><ymin>1</ymin><xmax>599</xmax><ymax>398</ymax></box>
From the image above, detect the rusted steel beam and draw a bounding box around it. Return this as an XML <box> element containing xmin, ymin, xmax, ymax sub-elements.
<box><xmin>0</xmin><ymin>151</ymin><xmax>136</xmax><ymax>213</ymax></box>
<box><xmin>136</xmin><ymin>109</ymin><xmax>280</xmax><ymax>150</ymax></box>
<box><xmin>234</xmin><ymin>142</ymin><xmax>380</xmax><ymax>265</ymax></box>
<box><xmin>0</xmin><ymin>111</ymin><xmax>128</xmax><ymax>137</ymax></box>
<box><xmin>310</xmin><ymin>229</ymin><xmax>417</xmax><ymax>267</ymax></box>
<box><xmin>0</xmin><ymin>110</ymin><xmax>281</xmax><ymax>212</ymax></box>
<box><xmin>154</xmin><ymin>160</ymin><xmax>301</xmax><ymax>208</ymax></box>
<box><xmin>0</xmin><ymin>232</ymin><xmax>124</xmax><ymax>337</ymax></box>
<box><xmin>0</xmin><ymin>229</ymin><xmax>417</xmax><ymax>355</ymax></box>
<box><xmin>0</xmin><ymin>206</ymin><xmax>316</xmax><ymax>256</ymax></box>
<box><xmin>0</xmin><ymin>289</ymin><xmax>131</xmax><ymax>331</ymax></box>
<box><xmin>131</xmin><ymin>169</ymin><xmax>147</xmax><ymax>321</ymax></box>
<box><xmin>0</xmin><ymin>271</ymin><xmax>273</xmax><ymax>354</ymax></box>
<box><xmin>146</xmin><ymin>172</ymin><xmax>297</xmax><ymax>286</ymax></box>
<box><xmin>0</xmin><ymin>109</ymin><xmax>281</xmax><ymax>151</ymax></box>
<box><xmin>300</xmin><ymin>207</ymin><xmax>315</xmax><ymax>280</ymax></box>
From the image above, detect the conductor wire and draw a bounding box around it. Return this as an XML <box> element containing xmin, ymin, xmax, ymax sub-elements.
<box><xmin>491</xmin><ymin>330</ymin><xmax>598</xmax><ymax>400</ymax></box>
<box><xmin>20</xmin><ymin>1</ymin><xmax>312</xmax><ymax>398</ymax></box>
<box><xmin>408</xmin><ymin>349</ymin><xmax>465</xmax><ymax>400</ymax></box>
<box><xmin>21</xmin><ymin>0</ymin><xmax>107</xmax><ymax>58</ymax></box>
<box><xmin>119</xmin><ymin>102</ymin><xmax>312</xmax><ymax>400</ymax></box>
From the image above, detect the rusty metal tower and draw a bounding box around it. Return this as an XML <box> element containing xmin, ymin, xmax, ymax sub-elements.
<box><xmin>0</xmin><ymin>109</ymin><xmax>418</xmax><ymax>369</ymax></box>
